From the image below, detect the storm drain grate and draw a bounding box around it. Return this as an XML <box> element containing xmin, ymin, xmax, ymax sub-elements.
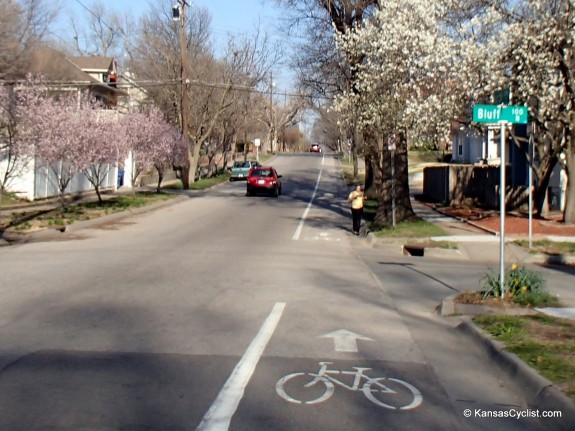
<box><xmin>403</xmin><ymin>245</ymin><xmax>425</xmax><ymax>257</ymax></box>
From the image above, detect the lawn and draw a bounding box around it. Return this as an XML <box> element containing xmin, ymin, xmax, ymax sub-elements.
<box><xmin>474</xmin><ymin>314</ymin><xmax>575</xmax><ymax>401</ymax></box>
<box><xmin>0</xmin><ymin>173</ymin><xmax>232</xmax><ymax>233</ymax></box>
<box><xmin>515</xmin><ymin>239</ymin><xmax>575</xmax><ymax>256</ymax></box>
<box><xmin>1</xmin><ymin>192</ymin><xmax>176</xmax><ymax>233</ymax></box>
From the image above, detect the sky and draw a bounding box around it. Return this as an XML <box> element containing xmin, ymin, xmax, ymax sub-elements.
<box><xmin>60</xmin><ymin>0</ymin><xmax>294</xmax><ymax>90</ymax></box>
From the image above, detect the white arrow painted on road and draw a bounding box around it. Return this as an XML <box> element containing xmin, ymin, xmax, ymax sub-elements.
<box><xmin>319</xmin><ymin>330</ymin><xmax>374</xmax><ymax>353</ymax></box>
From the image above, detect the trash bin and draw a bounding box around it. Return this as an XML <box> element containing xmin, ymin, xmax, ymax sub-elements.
<box><xmin>117</xmin><ymin>169</ymin><xmax>124</xmax><ymax>188</ymax></box>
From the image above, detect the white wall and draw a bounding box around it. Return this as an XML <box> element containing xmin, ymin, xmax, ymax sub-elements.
<box><xmin>1</xmin><ymin>157</ymin><xmax>36</xmax><ymax>201</ymax></box>
<box><xmin>4</xmin><ymin>160</ymin><xmax>119</xmax><ymax>201</ymax></box>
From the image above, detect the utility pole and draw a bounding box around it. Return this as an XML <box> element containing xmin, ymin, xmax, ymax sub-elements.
<box><xmin>174</xmin><ymin>1</ymin><xmax>190</xmax><ymax>188</ymax></box>
<box><xmin>269</xmin><ymin>72</ymin><xmax>275</xmax><ymax>153</ymax></box>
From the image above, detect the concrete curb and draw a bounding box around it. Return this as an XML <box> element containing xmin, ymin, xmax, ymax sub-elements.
<box><xmin>457</xmin><ymin>318</ymin><xmax>575</xmax><ymax>430</ymax></box>
<box><xmin>367</xmin><ymin>233</ymin><xmax>472</xmax><ymax>260</ymax></box>
<box><xmin>367</xmin><ymin>227</ymin><xmax>575</xmax><ymax>265</ymax></box>
<box><xmin>439</xmin><ymin>294</ymin><xmax>540</xmax><ymax>317</ymax></box>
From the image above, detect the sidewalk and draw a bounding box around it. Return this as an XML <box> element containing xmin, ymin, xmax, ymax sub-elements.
<box><xmin>409</xmin><ymin>195</ymin><xmax>575</xmax><ymax>317</ymax></box>
<box><xmin>409</xmin><ymin>193</ymin><xmax>575</xmax><ymax>425</ymax></box>
<box><xmin>410</xmin><ymin>196</ymin><xmax>575</xmax><ymax>265</ymax></box>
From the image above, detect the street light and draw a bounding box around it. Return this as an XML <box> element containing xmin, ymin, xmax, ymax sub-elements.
<box><xmin>172</xmin><ymin>4</ymin><xmax>181</xmax><ymax>20</ymax></box>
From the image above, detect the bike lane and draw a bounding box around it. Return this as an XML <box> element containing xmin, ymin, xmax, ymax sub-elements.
<box><xmin>207</xmin><ymin>239</ymin><xmax>462</xmax><ymax>430</ymax></box>
<box><xmin>192</xmin><ymin>157</ymin><xmax>460</xmax><ymax>430</ymax></box>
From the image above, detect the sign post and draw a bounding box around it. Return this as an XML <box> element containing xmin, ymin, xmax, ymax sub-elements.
<box><xmin>388</xmin><ymin>134</ymin><xmax>397</xmax><ymax>228</ymax></box>
<box><xmin>499</xmin><ymin>121</ymin><xmax>506</xmax><ymax>296</ymax></box>
<box><xmin>473</xmin><ymin>104</ymin><xmax>528</xmax><ymax>297</ymax></box>
<box><xmin>254</xmin><ymin>138</ymin><xmax>261</xmax><ymax>162</ymax></box>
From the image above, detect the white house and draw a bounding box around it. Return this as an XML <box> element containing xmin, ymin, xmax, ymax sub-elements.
<box><xmin>2</xmin><ymin>47</ymin><xmax>146</xmax><ymax>200</ymax></box>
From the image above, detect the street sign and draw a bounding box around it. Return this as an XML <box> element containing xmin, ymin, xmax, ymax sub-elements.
<box><xmin>254</xmin><ymin>138</ymin><xmax>261</xmax><ymax>147</ymax></box>
<box><xmin>387</xmin><ymin>134</ymin><xmax>397</xmax><ymax>151</ymax></box>
<box><xmin>472</xmin><ymin>102</ymin><xmax>530</xmax><ymax>297</ymax></box>
<box><xmin>503</xmin><ymin>106</ymin><xmax>528</xmax><ymax>124</ymax></box>
<box><xmin>473</xmin><ymin>104</ymin><xmax>528</xmax><ymax>124</ymax></box>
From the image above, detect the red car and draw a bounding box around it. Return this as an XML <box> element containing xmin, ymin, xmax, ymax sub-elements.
<box><xmin>310</xmin><ymin>144</ymin><xmax>322</xmax><ymax>153</ymax></box>
<box><xmin>246</xmin><ymin>166</ymin><xmax>282</xmax><ymax>197</ymax></box>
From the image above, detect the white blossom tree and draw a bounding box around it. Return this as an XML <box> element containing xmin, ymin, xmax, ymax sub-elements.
<box><xmin>333</xmin><ymin>0</ymin><xmax>575</xmax><ymax>224</ymax></box>
<box><xmin>333</xmin><ymin>0</ymin><xmax>464</xmax><ymax>225</ymax></box>
<box><xmin>451</xmin><ymin>0</ymin><xmax>575</xmax><ymax>221</ymax></box>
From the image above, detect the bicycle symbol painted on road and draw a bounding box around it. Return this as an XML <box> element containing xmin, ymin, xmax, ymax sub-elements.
<box><xmin>276</xmin><ymin>361</ymin><xmax>422</xmax><ymax>410</ymax></box>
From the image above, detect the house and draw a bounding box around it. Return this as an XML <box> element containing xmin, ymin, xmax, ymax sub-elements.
<box><xmin>426</xmin><ymin>120</ymin><xmax>566</xmax><ymax>211</ymax></box>
<box><xmin>25</xmin><ymin>47</ymin><xmax>125</xmax><ymax>109</ymax></box>
<box><xmin>3</xmin><ymin>47</ymin><xmax>128</xmax><ymax>201</ymax></box>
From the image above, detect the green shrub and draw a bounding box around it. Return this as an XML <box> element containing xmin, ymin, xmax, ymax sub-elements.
<box><xmin>480</xmin><ymin>263</ymin><xmax>557</xmax><ymax>307</ymax></box>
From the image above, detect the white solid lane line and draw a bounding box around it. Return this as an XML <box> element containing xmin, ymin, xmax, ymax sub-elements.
<box><xmin>292</xmin><ymin>167</ymin><xmax>323</xmax><ymax>241</ymax></box>
<box><xmin>196</xmin><ymin>302</ymin><xmax>286</xmax><ymax>431</ymax></box>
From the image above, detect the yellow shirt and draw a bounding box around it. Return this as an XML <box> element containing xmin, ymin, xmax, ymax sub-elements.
<box><xmin>348</xmin><ymin>190</ymin><xmax>364</xmax><ymax>209</ymax></box>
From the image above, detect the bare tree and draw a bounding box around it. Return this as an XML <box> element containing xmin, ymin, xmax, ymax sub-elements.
<box><xmin>0</xmin><ymin>0</ymin><xmax>61</xmax><ymax>79</ymax></box>
<box><xmin>276</xmin><ymin>0</ymin><xmax>378</xmax><ymax>180</ymax></box>
<box><xmin>128</xmin><ymin>1</ymin><xmax>281</xmax><ymax>188</ymax></box>
<box><xmin>69</xmin><ymin>0</ymin><xmax>124</xmax><ymax>57</ymax></box>
<box><xmin>282</xmin><ymin>125</ymin><xmax>306</xmax><ymax>151</ymax></box>
<box><xmin>276</xmin><ymin>1</ymin><xmax>417</xmax><ymax>227</ymax></box>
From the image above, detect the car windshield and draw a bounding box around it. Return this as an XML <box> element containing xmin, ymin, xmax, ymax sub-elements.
<box><xmin>252</xmin><ymin>169</ymin><xmax>272</xmax><ymax>177</ymax></box>
<box><xmin>233</xmin><ymin>161</ymin><xmax>252</xmax><ymax>168</ymax></box>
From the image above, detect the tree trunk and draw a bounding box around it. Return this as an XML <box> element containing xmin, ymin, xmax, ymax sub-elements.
<box><xmin>373</xmin><ymin>133</ymin><xmax>414</xmax><ymax>227</ymax></box>
<box><xmin>155</xmin><ymin>167</ymin><xmax>165</xmax><ymax>193</ymax></box>
<box><xmin>364</xmin><ymin>153</ymin><xmax>375</xmax><ymax>197</ymax></box>
<box><xmin>186</xmin><ymin>139</ymin><xmax>203</xmax><ymax>185</ymax></box>
<box><xmin>533</xmin><ymin>155</ymin><xmax>558</xmax><ymax>217</ymax></box>
<box><xmin>181</xmin><ymin>163</ymin><xmax>190</xmax><ymax>189</ymax></box>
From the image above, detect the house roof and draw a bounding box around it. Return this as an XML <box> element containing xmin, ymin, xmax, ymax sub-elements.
<box><xmin>69</xmin><ymin>56</ymin><xmax>115</xmax><ymax>72</ymax></box>
<box><xmin>21</xmin><ymin>46</ymin><xmax>126</xmax><ymax>96</ymax></box>
<box><xmin>26</xmin><ymin>47</ymin><xmax>99</xmax><ymax>83</ymax></box>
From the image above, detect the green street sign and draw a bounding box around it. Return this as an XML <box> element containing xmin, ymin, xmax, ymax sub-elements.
<box><xmin>473</xmin><ymin>104</ymin><xmax>528</xmax><ymax>124</ymax></box>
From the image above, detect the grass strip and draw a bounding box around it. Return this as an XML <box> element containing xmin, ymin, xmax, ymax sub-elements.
<box><xmin>473</xmin><ymin>314</ymin><xmax>575</xmax><ymax>401</ymax></box>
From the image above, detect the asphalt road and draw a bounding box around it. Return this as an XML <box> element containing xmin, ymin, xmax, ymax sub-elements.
<box><xmin>0</xmin><ymin>154</ymin><xmax>562</xmax><ymax>430</ymax></box>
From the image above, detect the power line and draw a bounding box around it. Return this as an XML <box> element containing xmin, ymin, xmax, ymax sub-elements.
<box><xmin>2</xmin><ymin>75</ymin><xmax>329</xmax><ymax>101</ymax></box>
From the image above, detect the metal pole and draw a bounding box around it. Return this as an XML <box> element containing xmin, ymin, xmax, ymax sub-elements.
<box><xmin>499</xmin><ymin>122</ymin><xmax>507</xmax><ymax>297</ymax></box>
<box><xmin>528</xmin><ymin>135</ymin><xmax>533</xmax><ymax>249</ymax></box>
<box><xmin>391</xmin><ymin>148</ymin><xmax>396</xmax><ymax>228</ymax></box>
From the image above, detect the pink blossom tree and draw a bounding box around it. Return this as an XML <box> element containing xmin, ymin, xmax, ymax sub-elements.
<box><xmin>32</xmin><ymin>90</ymin><xmax>123</xmax><ymax>206</ymax></box>
<box><xmin>120</xmin><ymin>107</ymin><xmax>182</xmax><ymax>194</ymax></box>
<box><xmin>0</xmin><ymin>79</ymin><xmax>45</xmax><ymax>205</ymax></box>
<box><xmin>29</xmin><ymin>91</ymin><xmax>87</xmax><ymax>206</ymax></box>
<box><xmin>76</xmin><ymin>95</ymin><xmax>124</xmax><ymax>204</ymax></box>
<box><xmin>152</xmin><ymin>125</ymin><xmax>187</xmax><ymax>193</ymax></box>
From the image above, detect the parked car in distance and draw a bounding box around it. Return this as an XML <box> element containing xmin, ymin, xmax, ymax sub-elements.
<box><xmin>310</xmin><ymin>144</ymin><xmax>322</xmax><ymax>153</ymax></box>
<box><xmin>230</xmin><ymin>160</ymin><xmax>260</xmax><ymax>181</ymax></box>
<box><xmin>246</xmin><ymin>166</ymin><xmax>282</xmax><ymax>197</ymax></box>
